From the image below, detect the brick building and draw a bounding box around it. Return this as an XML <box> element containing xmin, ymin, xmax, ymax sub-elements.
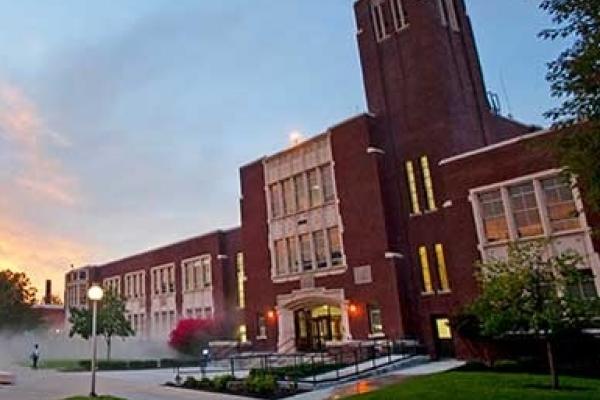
<box><xmin>65</xmin><ymin>0</ymin><xmax>599</xmax><ymax>358</ymax></box>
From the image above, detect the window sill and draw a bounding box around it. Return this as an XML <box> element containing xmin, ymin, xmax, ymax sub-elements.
<box><xmin>421</xmin><ymin>291</ymin><xmax>435</xmax><ymax>297</ymax></box>
<box><xmin>368</xmin><ymin>332</ymin><xmax>386</xmax><ymax>339</ymax></box>
<box><xmin>272</xmin><ymin>266</ymin><xmax>347</xmax><ymax>283</ymax></box>
<box><xmin>436</xmin><ymin>290</ymin><xmax>452</xmax><ymax>295</ymax></box>
<box><xmin>256</xmin><ymin>335</ymin><xmax>268</xmax><ymax>341</ymax></box>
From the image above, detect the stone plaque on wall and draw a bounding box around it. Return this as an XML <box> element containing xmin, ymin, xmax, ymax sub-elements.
<box><xmin>300</xmin><ymin>274</ymin><xmax>315</xmax><ymax>289</ymax></box>
<box><xmin>353</xmin><ymin>265</ymin><xmax>372</xmax><ymax>285</ymax></box>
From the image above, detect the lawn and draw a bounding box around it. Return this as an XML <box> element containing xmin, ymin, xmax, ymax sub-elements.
<box><xmin>346</xmin><ymin>372</ymin><xmax>600</xmax><ymax>400</ymax></box>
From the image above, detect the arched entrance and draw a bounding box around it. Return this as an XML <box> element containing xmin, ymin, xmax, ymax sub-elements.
<box><xmin>276</xmin><ymin>288</ymin><xmax>351</xmax><ymax>353</ymax></box>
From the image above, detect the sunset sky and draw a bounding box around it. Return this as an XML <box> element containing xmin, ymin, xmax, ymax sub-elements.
<box><xmin>0</xmin><ymin>0</ymin><xmax>565</xmax><ymax>300</ymax></box>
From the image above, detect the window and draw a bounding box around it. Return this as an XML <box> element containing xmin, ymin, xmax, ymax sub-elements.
<box><xmin>420</xmin><ymin>156</ymin><xmax>437</xmax><ymax>211</ymax></box>
<box><xmin>368</xmin><ymin>305</ymin><xmax>384</xmax><ymax>334</ymax></box>
<box><xmin>435</xmin><ymin>244</ymin><xmax>451</xmax><ymax>292</ymax></box>
<box><xmin>270</xmin><ymin>183</ymin><xmax>283</xmax><ymax>218</ymax></box>
<box><xmin>479</xmin><ymin>190</ymin><xmax>509</xmax><ymax>242</ymax></box>
<box><xmin>509</xmin><ymin>182</ymin><xmax>543</xmax><ymax>238</ymax></box>
<box><xmin>390</xmin><ymin>0</ymin><xmax>408</xmax><ymax>31</ymax></box>
<box><xmin>406</xmin><ymin>161</ymin><xmax>421</xmax><ymax>214</ymax></box>
<box><xmin>300</xmin><ymin>234</ymin><xmax>313</xmax><ymax>271</ymax></box>
<box><xmin>418</xmin><ymin>246</ymin><xmax>434</xmax><ymax>294</ymax></box>
<box><xmin>541</xmin><ymin>177</ymin><xmax>580</xmax><ymax>232</ymax></box>
<box><xmin>294</xmin><ymin>174</ymin><xmax>308</xmax><ymax>211</ymax></box>
<box><xmin>437</xmin><ymin>0</ymin><xmax>460</xmax><ymax>31</ymax></box>
<box><xmin>257</xmin><ymin>314</ymin><xmax>267</xmax><ymax>338</ymax></box>
<box><xmin>320</xmin><ymin>164</ymin><xmax>335</xmax><ymax>202</ymax></box>
<box><xmin>308</xmin><ymin>169</ymin><xmax>321</xmax><ymax>207</ymax></box>
<box><xmin>371</xmin><ymin>0</ymin><xmax>389</xmax><ymax>42</ymax></box>
<box><xmin>275</xmin><ymin>239</ymin><xmax>287</xmax><ymax>275</ymax></box>
<box><xmin>435</xmin><ymin>318</ymin><xmax>452</xmax><ymax>339</ymax></box>
<box><xmin>283</xmin><ymin>178</ymin><xmax>295</xmax><ymax>215</ymax></box>
<box><xmin>238</xmin><ymin>324</ymin><xmax>247</xmax><ymax>343</ymax></box>
<box><xmin>287</xmin><ymin>237</ymin><xmax>299</xmax><ymax>273</ymax></box>
<box><xmin>328</xmin><ymin>227</ymin><xmax>343</xmax><ymax>266</ymax></box>
<box><xmin>567</xmin><ymin>270</ymin><xmax>598</xmax><ymax>299</ymax></box>
<box><xmin>201</xmin><ymin>257</ymin><xmax>211</xmax><ymax>288</ymax></box>
<box><xmin>236</xmin><ymin>252</ymin><xmax>245</xmax><ymax>309</ymax></box>
<box><xmin>313</xmin><ymin>230</ymin><xmax>327</xmax><ymax>269</ymax></box>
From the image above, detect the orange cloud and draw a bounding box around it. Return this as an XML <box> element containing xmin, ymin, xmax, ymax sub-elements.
<box><xmin>0</xmin><ymin>216</ymin><xmax>91</xmax><ymax>301</ymax></box>
<box><xmin>0</xmin><ymin>81</ymin><xmax>79</xmax><ymax>207</ymax></box>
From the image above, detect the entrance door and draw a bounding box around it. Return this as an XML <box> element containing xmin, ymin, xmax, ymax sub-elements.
<box><xmin>294</xmin><ymin>305</ymin><xmax>343</xmax><ymax>352</ymax></box>
<box><xmin>433</xmin><ymin>317</ymin><xmax>455</xmax><ymax>359</ymax></box>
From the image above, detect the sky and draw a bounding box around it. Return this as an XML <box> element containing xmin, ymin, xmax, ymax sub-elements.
<box><xmin>0</xmin><ymin>0</ymin><xmax>565</xmax><ymax>300</ymax></box>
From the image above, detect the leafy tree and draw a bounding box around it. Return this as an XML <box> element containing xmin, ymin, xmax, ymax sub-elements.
<box><xmin>0</xmin><ymin>269</ymin><xmax>43</xmax><ymax>331</ymax></box>
<box><xmin>539</xmin><ymin>0</ymin><xmax>600</xmax><ymax>210</ymax></box>
<box><xmin>68</xmin><ymin>289</ymin><xmax>134</xmax><ymax>360</ymax></box>
<box><xmin>464</xmin><ymin>241</ymin><xmax>600</xmax><ymax>389</ymax></box>
<box><xmin>169</xmin><ymin>318</ymin><xmax>217</xmax><ymax>356</ymax></box>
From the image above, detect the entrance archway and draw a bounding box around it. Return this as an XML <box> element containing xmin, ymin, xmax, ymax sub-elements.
<box><xmin>276</xmin><ymin>288</ymin><xmax>351</xmax><ymax>353</ymax></box>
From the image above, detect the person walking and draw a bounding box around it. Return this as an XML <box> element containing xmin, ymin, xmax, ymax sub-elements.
<box><xmin>30</xmin><ymin>344</ymin><xmax>40</xmax><ymax>369</ymax></box>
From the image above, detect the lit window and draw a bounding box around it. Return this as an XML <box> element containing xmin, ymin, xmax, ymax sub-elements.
<box><xmin>390</xmin><ymin>0</ymin><xmax>408</xmax><ymax>31</ymax></box>
<box><xmin>320</xmin><ymin>164</ymin><xmax>335</xmax><ymax>202</ymax></box>
<box><xmin>300</xmin><ymin>234</ymin><xmax>313</xmax><ymax>271</ymax></box>
<box><xmin>435</xmin><ymin>244</ymin><xmax>450</xmax><ymax>292</ymax></box>
<box><xmin>287</xmin><ymin>237</ymin><xmax>299</xmax><ymax>273</ymax></box>
<box><xmin>368</xmin><ymin>305</ymin><xmax>383</xmax><ymax>334</ymax></box>
<box><xmin>541</xmin><ymin>176</ymin><xmax>580</xmax><ymax>232</ymax></box>
<box><xmin>435</xmin><ymin>318</ymin><xmax>452</xmax><ymax>339</ymax></box>
<box><xmin>418</xmin><ymin>246</ymin><xmax>434</xmax><ymax>294</ymax></box>
<box><xmin>294</xmin><ymin>174</ymin><xmax>308</xmax><ymax>211</ymax></box>
<box><xmin>283</xmin><ymin>178</ymin><xmax>296</xmax><ymax>215</ymax></box>
<box><xmin>270</xmin><ymin>183</ymin><xmax>283</xmax><ymax>218</ymax></box>
<box><xmin>437</xmin><ymin>0</ymin><xmax>460</xmax><ymax>31</ymax></box>
<box><xmin>509</xmin><ymin>182</ymin><xmax>543</xmax><ymax>238</ymax></box>
<box><xmin>313</xmin><ymin>230</ymin><xmax>327</xmax><ymax>269</ymax></box>
<box><xmin>308</xmin><ymin>169</ymin><xmax>321</xmax><ymax>207</ymax></box>
<box><xmin>236</xmin><ymin>252</ymin><xmax>245</xmax><ymax>309</ymax></box>
<box><xmin>371</xmin><ymin>0</ymin><xmax>389</xmax><ymax>42</ymax></box>
<box><xmin>328</xmin><ymin>227</ymin><xmax>343</xmax><ymax>266</ymax></box>
<box><xmin>420</xmin><ymin>156</ymin><xmax>436</xmax><ymax>211</ymax></box>
<box><xmin>238</xmin><ymin>325</ymin><xmax>247</xmax><ymax>343</ymax></box>
<box><xmin>406</xmin><ymin>161</ymin><xmax>421</xmax><ymax>214</ymax></box>
<box><xmin>479</xmin><ymin>190</ymin><xmax>509</xmax><ymax>242</ymax></box>
<box><xmin>275</xmin><ymin>240</ymin><xmax>287</xmax><ymax>275</ymax></box>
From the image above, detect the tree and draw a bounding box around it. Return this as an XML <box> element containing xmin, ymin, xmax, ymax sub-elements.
<box><xmin>464</xmin><ymin>241</ymin><xmax>600</xmax><ymax>389</ymax></box>
<box><xmin>169</xmin><ymin>318</ymin><xmax>217</xmax><ymax>356</ymax></box>
<box><xmin>540</xmin><ymin>0</ymin><xmax>600</xmax><ymax>210</ymax></box>
<box><xmin>0</xmin><ymin>269</ymin><xmax>43</xmax><ymax>332</ymax></box>
<box><xmin>68</xmin><ymin>289</ymin><xmax>134</xmax><ymax>360</ymax></box>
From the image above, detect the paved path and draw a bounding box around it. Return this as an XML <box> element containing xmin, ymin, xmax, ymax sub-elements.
<box><xmin>288</xmin><ymin>360</ymin><xmax>465</xmax><ymax>400</ymax></box>
<box><xmin>0</xmin><ymin>366</ymin><xmax>249</xmax><ymax>400</ymax></box>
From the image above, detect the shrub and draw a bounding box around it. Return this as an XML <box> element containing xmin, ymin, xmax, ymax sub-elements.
<box><xmin>245</xmin><ymin>373</ymin><xmax>277</xmax><ymax>396</ymax></box>
<box><xmin>128</xmin><ymin>360</ymin><xmax>158</xmax><ymax>369</ymax></box>
<box><xmin>168</xmin><ymin>318</ymin><xmax>217</xmax><ymax>356</ymax></box>
<box><xmin>211</xmin><ymin>374</ymin><xmax>234</xmax><ymax>391</ymax></box>
<box><xmin>183</xmin><ymin>376</ymin><xmax>197</xmax><ymax>389</ymax></box>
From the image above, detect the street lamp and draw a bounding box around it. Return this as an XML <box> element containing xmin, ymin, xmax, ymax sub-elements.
<box><xmin>87</xmin><ymin>285</ymin><xmax>104</xmax><ymax>397</ymax></box>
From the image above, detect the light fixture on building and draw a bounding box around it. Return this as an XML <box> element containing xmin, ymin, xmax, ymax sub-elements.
<box><xmin>349</xmin><ymin>303</ymin><xmax>358</xmax><ymax>315</ymax></box>
<box><xmin>289</xmin><ymin>131</ymin><xmax>305</xmax><ymax>146</ymax></box>
<box><xmin>267</xmin><ymin>309</ymin><xmax>276</xmax><ymax>321</ymax></box>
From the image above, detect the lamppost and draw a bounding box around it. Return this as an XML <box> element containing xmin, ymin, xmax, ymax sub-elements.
<box><xmin>87</xmin><ymin>285</ymin><xmax>104</xmax><ymax>397</ymax></box>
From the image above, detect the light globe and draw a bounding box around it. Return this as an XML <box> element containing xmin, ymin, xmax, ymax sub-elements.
<box><xmin>87</xmin><ymin>285</ymin><xmax>104</xmax><ymax>301</ymax></box>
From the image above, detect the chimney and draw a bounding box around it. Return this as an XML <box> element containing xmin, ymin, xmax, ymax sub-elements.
<box><xmin>45</xmin><ymin>280</ymin><xmax>52</xmax><ymax>304</ymax></box>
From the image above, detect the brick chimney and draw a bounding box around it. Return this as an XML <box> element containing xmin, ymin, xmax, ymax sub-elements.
<box><xmin>44</xmin><ymin>279</ymin><xmax>52</xmax><ymax>304</ymax></box>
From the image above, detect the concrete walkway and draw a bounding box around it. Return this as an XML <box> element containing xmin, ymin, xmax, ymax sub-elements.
<box><xmin>0</xmin><ymin>366</ymin><xmax>249</xmax><ymax>400</ymax></box>
<box><xmin>288</xmin><ymin>359</ymin><xmax>465</xmax><ymax>400</ymax></box>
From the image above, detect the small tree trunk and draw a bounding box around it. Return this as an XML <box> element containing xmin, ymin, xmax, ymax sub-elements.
<box><xmin>546</xmin><ymin>339</ymin><xmax>559</xmax><ymax>390</ymax></box>
<box><xmin>107</xmin><ymin>336</ymin><xmax>112</xmax><ymax>361</ymax></box>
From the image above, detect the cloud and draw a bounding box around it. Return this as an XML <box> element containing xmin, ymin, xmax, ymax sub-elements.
<box><xmin>0</xmin><ymin>80</ymin><xmax>78</xmax><ymax>207</ymax></box>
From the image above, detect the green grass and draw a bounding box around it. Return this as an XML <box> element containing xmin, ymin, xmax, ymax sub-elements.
<box><xmin>38</xmin><ymin>359</ymin><xmax>85</xmax><ymax>371</ymax></box>
<box><xmin>346</xmin><ymin>372</ymin><xmax>600</xmax><ymax>399</ymax></box>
